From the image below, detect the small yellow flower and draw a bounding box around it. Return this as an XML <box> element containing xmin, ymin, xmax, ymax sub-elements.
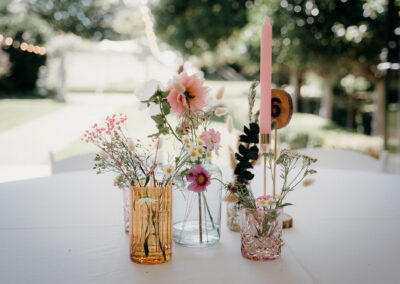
<box><xmin>197</xmin><ymin>147</ymin><xmax>205</xmax><ymax>155</ymax></box>
<box><xmin>198</xmin><ymin>140</ymin><xmax>204</xmax><ymax>146</ymax></box>
<box><xmin>206</xmin><ymin>151</ymin><xmax>212</xmax><ymax>158</ymax></box>
<box><xmin>277</xmin><ymin>195</ymin><xmax>283</xmax><ymax>200</ymax></box>
<box><xmin>189</xmin><ymin>149</ymin><xmax>198</xmax><ymax>161</ymax></box>
<box><xmin>267</xmin><ymin>199</ymin><xmax>274</xmax><ymax>205</ymax></box>
<box><xmin>183</xmin><ymin>137</ymin><xmax>190</xmax><ymax>144</ymax></box>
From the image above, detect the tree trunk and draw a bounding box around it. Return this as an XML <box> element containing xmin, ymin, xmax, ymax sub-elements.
<box><xmin>56</xmin><ymin>54</ymin><xmax>66</xmax><ymax>103</ymax></box>
<box><xmin>289</xmin><ymin>69</ymin><xmax>301</xmax><ymax>112</ymax></box>
<box><xmin>371</xmin><ymin>79</ymin><xmax>386</xmax><ymax>136</ymax></box>
<box><xmin>319</xmin><ymin>76</ymin><xmax>335</xmax><ymax>120</ymax></box>
<box><xmin>346</xmin><ymin>96</ymin><xmax>354</xmax><ymax>129</ymax></box>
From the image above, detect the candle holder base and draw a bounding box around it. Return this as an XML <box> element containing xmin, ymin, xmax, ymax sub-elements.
<box><xmin>282</xmin><ymin>213</ymin><xmax>293</xmax><ymax>229</ymax></box>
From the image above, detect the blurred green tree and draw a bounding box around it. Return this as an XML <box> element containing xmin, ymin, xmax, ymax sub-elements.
<box><xmin>152</xmin><ymin>0</ymin><xmax>251</xmax><ymax>56</ymax></box>
<box><xmin>26</xmin><ymin>0</ymin><xmax>121</xmax><ymax>40</ymax></box>
<box><xmin>0</xmin><ymin>4</ymin><xmax>54</xmax><ymax>93</ymax></box>
<box><xmin>241</xmin><ymin>1</ymin><xmax>387</xmax><ymax>122</ymax></box>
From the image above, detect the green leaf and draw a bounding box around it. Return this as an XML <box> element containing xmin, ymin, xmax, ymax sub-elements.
<box><xmin>161</xmin><ymin>91</ymin><xmax>170</xmax><ymax>98</ymax></box>
<box><xmin>144</xmin><ymin>175</ymin><xmax>150</xmax><ymax>187</ymax></box>
<box><xmin>280</xmin><ymin>203</ymin><xmax>294</xmax><ymax>207</ymax></box>
<box><xmin>162</xmin><ymin>102</ymin><xmax>171</xmax><ymax>115</ymax></box>
<box><xmin>151</xmin><ymin>114</ymin><xmax>164</xmax><ymax>125</ymax></box>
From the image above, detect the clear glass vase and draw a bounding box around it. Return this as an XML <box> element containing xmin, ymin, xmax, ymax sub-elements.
<box><xmin>240</xmin><ymin>208</ymin><xmax>283</xmax><ymax>261</ymax></box>
<box><xmin>130</xmin><ymin>183</ymin><xmax>172</xmax><ymax>264</ymax></box>
<box><xmin>227</xmin><ymin>202</ymin><xmax>242</xmax><ymax>232</ymax></box>
<box><xmin>172</xmin><ymin>162</ymin><xmax>222</xmax><ymax>247</ymax></box>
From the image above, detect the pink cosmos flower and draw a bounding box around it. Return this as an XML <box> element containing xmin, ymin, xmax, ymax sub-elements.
<box><xmin>186</xmin><ymin>165</ymin><xmax>211</xmax><ymax>192</ymax></box>
<box><xmin>166</xmin><ymin>72</ymin><xmax>208</xmax><ymax>116</ymax></box>
<box><xmin>199</xmin><ymin>128</ymin><xmax>221</xmax><ymax>155</ymax></box>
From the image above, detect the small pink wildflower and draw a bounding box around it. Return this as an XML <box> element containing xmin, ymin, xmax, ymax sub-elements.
<box><xmin>199</xmin><ymin>128</ymin><xmax>221</xmax><ymax>155</ymax></box>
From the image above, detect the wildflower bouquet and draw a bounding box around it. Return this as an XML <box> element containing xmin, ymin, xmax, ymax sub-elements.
<box><xmin>219</xmin><ymin>81</ymin><xmax>317</xmax><ymax>260</ymax></box>
<box><xmin>225</xmin><ymin>140</ymin><xmax>317</xmax><ymax>222</ymax></box>
<box><xmin>136</xmin><ymin>71</ymin><xmax>227</xmax><ymax>246</ymax></box>
<box><xmin>83</xmin><ymin>114</ymin><xmax>177</xmax><ymax>264</ymax></box>
<box><xmin>83</xmin><ymin>113</ymin><xmax>174</xmax><ymax>188</ymax></box>
<box><xmin>231</xmin><ymin>145</ymin><xmax>317</xmax><ymax>261</ymax></box>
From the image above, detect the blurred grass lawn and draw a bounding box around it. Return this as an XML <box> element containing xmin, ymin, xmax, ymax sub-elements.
<box><xmin>55</xmin><ymin>80</ymin><xmax>385</xmax><ymax>161</ymax></box>
<box><xmin>0</xmin><ymin>98</ymin><xmax>64</xmax><ymax>132</ymax></box>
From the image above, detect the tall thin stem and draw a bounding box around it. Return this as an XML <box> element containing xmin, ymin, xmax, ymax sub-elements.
<box><xmin>273</xmin><ymin>128</ymin><xmax>278</xmax><ymax>198</ymax></box>
<box><xmin>198</xmin><ymin>192</ymin><xmax>203</xmax><ymax>244</ymax></box>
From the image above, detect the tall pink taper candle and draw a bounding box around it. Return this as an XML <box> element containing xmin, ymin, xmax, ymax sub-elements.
<box><xmin>260</xmin><ymin>16</ymin><xmax>272</xmax><ymax>197</ymax></box>
<box><xmin>260</xmin><ymin>16</ymin><xmax>272</xmax><ymax>136</ymax></box>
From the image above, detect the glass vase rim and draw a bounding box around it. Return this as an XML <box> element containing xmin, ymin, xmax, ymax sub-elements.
<box><xmin>242</xmin><ymin>207</ymin><xmax>283</xmax><ymax>214</ymax></box>
<box><xmin>130</xmin><ymin>180</ymin><xmax>172</xmax><ymax>189</ymax></box>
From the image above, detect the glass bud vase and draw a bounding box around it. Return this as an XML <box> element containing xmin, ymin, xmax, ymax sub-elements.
<box><xmin>227</xmin><ymin>202</ymin><xmax>242</xmax><ymax>232</ymax></box>
<box><xmin>130</xmin><ymin>182</ymin><xmax>172</xmax><ymax>264</ymax></box>
<box><xmin>240</xmin><ymin>208</ymin><xmax>283</xmax><ymax>261</ymax></box>
<box><xmin>172</xmin><ymin>162</ymin><xmax>222</xmax><ymax>247</ymax></box>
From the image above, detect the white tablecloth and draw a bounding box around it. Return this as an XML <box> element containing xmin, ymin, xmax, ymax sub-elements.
<box><xmin>0</xmin><ymin>168</ymin><xmax>399</xmax><ymax>284</ymax></box>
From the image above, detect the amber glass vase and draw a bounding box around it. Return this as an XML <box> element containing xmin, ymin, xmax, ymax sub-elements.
<box><xmin>130</xmin><ymin>182</ymin><xmax>172</xmax><ymax>264</ymax></box>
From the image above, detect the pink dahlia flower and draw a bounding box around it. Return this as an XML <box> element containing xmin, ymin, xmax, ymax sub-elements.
<box><xmin>186</xmin><ymin>165</ymin><xmax>211</xmax><ymax>192</ymax></box>
<box><xmin>199</xmin><ymin>128</ymin><xmax>221</xmax><ymax>155</ymax></box>
<box><xmin>166</xmin><ymin>72</ymin><xmax>208</xmax><ymax>116</ymax></box>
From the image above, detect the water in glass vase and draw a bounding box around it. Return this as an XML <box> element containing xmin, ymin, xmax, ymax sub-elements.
<box><xmin>172</xmin><ymin>162</ymin><xmax>222</xmax><ymax>247</ymax></box>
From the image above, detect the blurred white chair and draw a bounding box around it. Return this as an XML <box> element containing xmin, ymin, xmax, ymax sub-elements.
<box><xmin>49</xmin><ymin>152</ymin><xmax>96</xmax><ymax>174</ymax></box>
<box><xmin>296</xmin><ymin>148</ymin><xmax>384</xmax><ymax>172</ymax></box>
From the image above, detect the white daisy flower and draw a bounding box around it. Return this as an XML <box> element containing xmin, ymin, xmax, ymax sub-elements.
<box><xmin>197</xmin><ymin>147</ymin><xmax>205</xmax><ymax>156</ymax></box>
<box><xmin>189</xmin><ymin>148</ymin><xmax>199</xmax><ymax>161</ymax></box>
<box><xmin>164</xmin><ymin>164</ymin><xmax>174</xmax><ymax>178</ymax></box>
<box><xmin>183</xmin><ymin>136</ymin><xmax>191</xmax><ymax>144</ymax></box>
<box><xmin>197</xmin><ymin>139</ymin><xmax>205</xmax><ymax>147</ymax></box>
<box><xmin>257</xmin><ymin>199</ymin><xmax>268</xmax><ymax>208</ymax></box>
<box><xmin>136</xmin><ymin>197</ymin><xmax>157</xmax><ymax>205</ymax></box>
<box><xmin>183</xmin><ymin>142</ymin><xmax>193</xmax><ymax>152</ymax></box>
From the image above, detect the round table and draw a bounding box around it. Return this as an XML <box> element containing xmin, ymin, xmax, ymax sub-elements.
<box><xmin>0</xmin><ymin>168</ymin><xmax>399</xmax><ymax>284</ymax></box>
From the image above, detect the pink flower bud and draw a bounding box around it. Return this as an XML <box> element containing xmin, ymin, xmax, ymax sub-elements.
<box><xmin>214</xmin><ymin>107</ymin><xmax>228</xmax><ymax>117</ymax></box>
<box><xmin>227</xmin><ymin>116</ymin><xmax>233</xmax><ymax>133</ymax></box>
<box><xmin>216</xmin><ymin>87</ymin><xmax>224</xmax><ymax>100</ymax></box>
<box><xmin>128</xmin><ymin>138</ymin><xmax>135</xmax><ymax>151</ymax></box>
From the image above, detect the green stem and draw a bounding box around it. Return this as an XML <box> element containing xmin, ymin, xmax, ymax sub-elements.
<box><xmin>160</xmin><ymin>103</ymin><xmax>182</xmax><ymax>143</ymax></box>
<box><xmin>198</xmin><ymin>192</ymin><xmax>203</xmax><ymax>244</ymax></box>
<box><xmin>201</xmin><ymin>192</ymin><xmax>219</xmax><ymax>236</ymax></box>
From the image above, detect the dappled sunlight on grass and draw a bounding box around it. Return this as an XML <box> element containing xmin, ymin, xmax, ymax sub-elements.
<box><xmin>0</xmin><ymin>98</ymin><xmax>65</xmax><ymax>132</ymax></box>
